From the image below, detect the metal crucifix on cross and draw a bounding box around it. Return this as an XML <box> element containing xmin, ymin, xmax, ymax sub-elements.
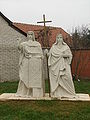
<box><xmin>37</xmin><ymin>14</ymin><xmax>52</xmax><ymax>48</ymax></box>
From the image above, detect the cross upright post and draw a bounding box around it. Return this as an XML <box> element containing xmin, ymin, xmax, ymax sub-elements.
<box><xmin>37</xmin><ymin>15</ymin><xmax>52</xmax><ymax>97</ymax></box>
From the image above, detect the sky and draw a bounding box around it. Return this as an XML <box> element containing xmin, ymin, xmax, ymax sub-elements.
<box><xmin>0</xmin><ymin>0</ymin><xmax>90</xmax><ymax>33</ymax></box>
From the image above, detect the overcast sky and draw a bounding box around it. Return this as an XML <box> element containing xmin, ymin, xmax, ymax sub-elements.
<box><xmin>0</xmin><ymin>0</ymin><xmax>90</xmax><ymax>32</ymax></box>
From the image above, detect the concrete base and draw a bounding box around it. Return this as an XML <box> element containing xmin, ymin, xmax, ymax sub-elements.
<box><xmin>0</xmin><ymin>93</ymin><xmax>90</xmax><ymax>101</ymax></box>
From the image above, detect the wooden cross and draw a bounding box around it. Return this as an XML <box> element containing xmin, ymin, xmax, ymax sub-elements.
<box><xmin>37</xmin><ymin>15</ymin><xmax>52</xmax><ymax>97</ymax></box>
<box><xmin>37</xmin><ymin>14</ymin><xmax>52</xmax><ymax>47</ymax></box>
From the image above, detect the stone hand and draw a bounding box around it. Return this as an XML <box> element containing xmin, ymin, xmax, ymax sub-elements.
<box><xmin>44</xmin><ymin>49</ymin><xmax>49</xmax><ymax>55</ymax></box>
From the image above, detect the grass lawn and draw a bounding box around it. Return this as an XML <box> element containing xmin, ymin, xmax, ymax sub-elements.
<box><xmin>0</xmin><ymin>80</ymin><xmax>90</xmax><ymax>120</ymax></box>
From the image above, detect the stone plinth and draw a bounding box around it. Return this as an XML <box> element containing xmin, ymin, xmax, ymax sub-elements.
<box><xmin>0</xmin><ymin>93</ymin><xmax>90</xmax><ymax>101</ymax></box>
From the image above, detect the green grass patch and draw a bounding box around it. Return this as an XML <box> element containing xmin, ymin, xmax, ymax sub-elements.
<box><xmin>0</xmin><ymin>80</ymin><xmax>90</xmax><ymax>120</ymax></box>
<box><xmin>74</xmin><ymin>80</ymin><xmax>90</xmax><ymax>94</ymax></box>
<box><xmin>0</xmin><ymin>80</ymin><xmax>90</xmax><ymax>94</ymax></box>
<box><xmin>0</xmin><ymin>101</ymin><xmax>90</xmax><ymax>120</ymax></box>
<box><xmin>0</xmin><ymin>81</ymin><xmax>18</xmax><ymax>94</ymax></box>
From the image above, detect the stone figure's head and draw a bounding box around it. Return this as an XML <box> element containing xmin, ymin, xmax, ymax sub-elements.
<box><xmin>56</xmin><ymin>34</ymin><xmax>63</xmax><ymax>44</ymax></box>
<box><xmin>27</xmin><ymin>31</ymin><xmax>35</xmax><ymax>41</ymax></box>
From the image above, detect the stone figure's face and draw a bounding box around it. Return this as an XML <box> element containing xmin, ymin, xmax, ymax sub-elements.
<box><xmin>56</xmin><ymin>34</ymin><xmax>63</xmax><ymax>44</ymax></box>
<box><xmin>27</xmin><ymin>32</ymin><xmax>33</xmax><ymax>40</ymax></box>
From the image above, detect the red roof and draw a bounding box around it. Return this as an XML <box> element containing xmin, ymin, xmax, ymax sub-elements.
<box><xmin>13</xmin><ymin>23</ymin><xmax>72</xmax><ymax>47</ymax></box>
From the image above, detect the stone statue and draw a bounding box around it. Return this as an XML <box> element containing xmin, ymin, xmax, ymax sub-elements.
<box><xmin>48</xmin><ymin>34</ymin><xmax>76</xmax><ymax>98</ymax></box>
<box><xmin>16</xmin><ymin>31</ymin><xmax>44</xmax><ymax>97</ymax></box>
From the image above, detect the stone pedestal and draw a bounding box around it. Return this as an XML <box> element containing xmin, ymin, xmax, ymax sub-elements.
<box><xmin>0</xmin><ymin>93</ymin><xmax>90</xmax><ymax>101</ymax></box>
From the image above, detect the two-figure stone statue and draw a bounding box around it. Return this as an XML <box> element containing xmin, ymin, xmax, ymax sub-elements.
<box><xmin>16</xmin><ymin>31</ymin><xmax>44</xmax><ymax>97</ymax></box>
<box><xmin>16</xmin><ymin>31</ymin><xmax>76</xmax><ymax>98</ymax></box>
<box><xmin>48</xmin><ymin>34</ymin><xmax>76</xmax><ymax>98</ymax></box>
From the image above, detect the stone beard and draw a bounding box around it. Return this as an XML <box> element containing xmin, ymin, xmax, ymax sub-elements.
<box><xmin>48</xmin><ymin>34</ymin><xmax>76</xmax><ymax>98</ymax></box>
<box><xmin>17</xmin><ymin>31</ymin><xmax>44</xmax><ymax>97</ymax></box>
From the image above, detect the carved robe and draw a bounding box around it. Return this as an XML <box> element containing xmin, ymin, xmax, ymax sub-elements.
<box><xmin>48</xmin><ymin>43</ymin><xmax>76</xmax><ymax>98</ymax></box>
<box><xmin>17</xmin><ymin>40</ymin><xmax>44</xmax><ymax>97</ymax></box>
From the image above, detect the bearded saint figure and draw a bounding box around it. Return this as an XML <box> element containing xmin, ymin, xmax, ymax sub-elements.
<box><xmin>16</xmin><ymin>31</ymin><xmax>44</xmax><ymax>97</ymax></box>
<box><xmin>48</xmin><ymin>34</ymin><xmax>76</xmax><ymax>98</ymax></box>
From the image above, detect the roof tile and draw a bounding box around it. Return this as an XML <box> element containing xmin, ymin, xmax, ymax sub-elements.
<box><xmin>13</xmin><ymin>23</ymin><xmax>72</xmax><ymax>47</ymax></box>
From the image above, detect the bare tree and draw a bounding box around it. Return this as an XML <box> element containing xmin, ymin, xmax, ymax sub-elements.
<box><xmin>71</xmin><ymin>25</ymin><xmax>90</xmax><ymax>80</ymax></box>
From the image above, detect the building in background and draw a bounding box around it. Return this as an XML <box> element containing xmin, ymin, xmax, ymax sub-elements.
<box><xmin>0</xmin><ymin>12</ymin><xmax>90</xmax><ymax>82</ymax></box>
<box><xmin>0</xmin><ymin>12</ymin><xmax>26</xmax><ymax>82</ymax></box>
<box><xmin>14</xmin><ymin>23</ymin><xmax>90</xmax><ymax>80</ymax></box>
